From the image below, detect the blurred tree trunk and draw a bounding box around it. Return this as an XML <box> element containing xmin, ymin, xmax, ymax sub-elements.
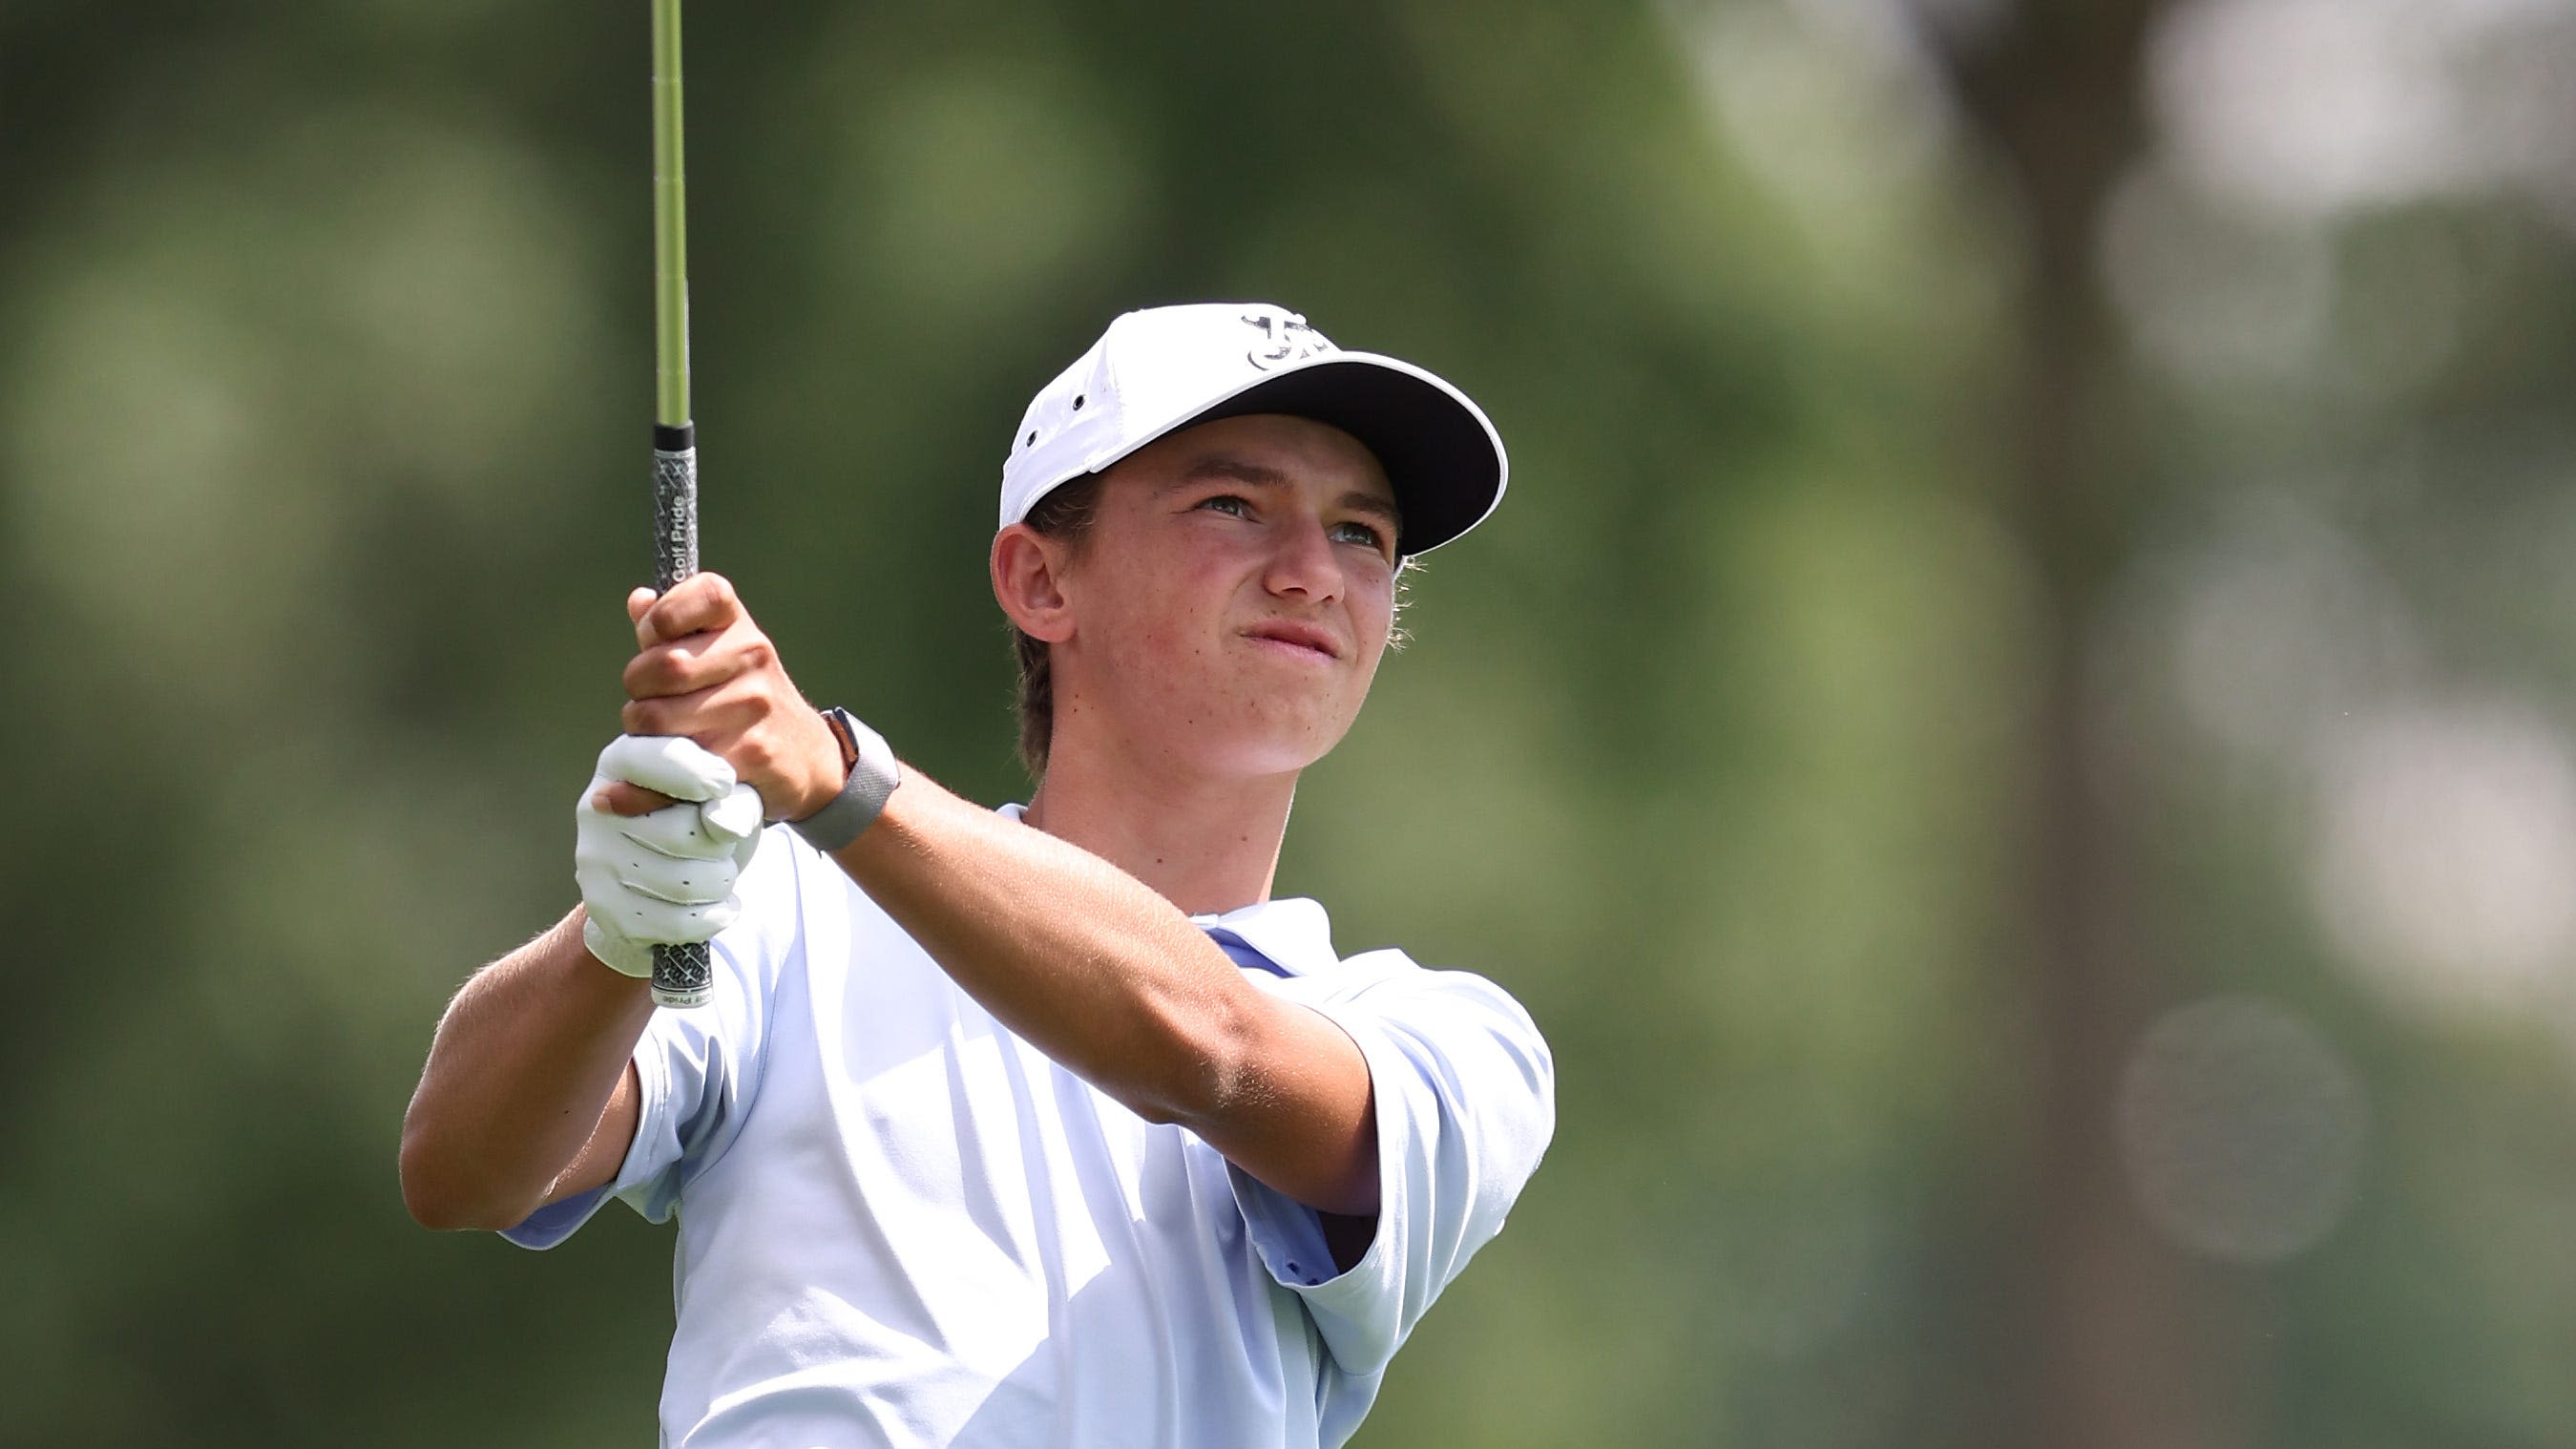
<box><xmin>1932</xmin><ymin>3</ymin><xmax>2219</xmax><ymax>1447</ymax></box>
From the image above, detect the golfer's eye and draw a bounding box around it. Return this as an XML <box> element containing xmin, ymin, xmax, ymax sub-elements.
<box><xmin>1332</xmin><ymin>519</ymin><xmax>1391</xmax><ymax>555</ymax></box>
<box><xmin>1196</xmin><ymin>494</ymin><xmax>1254</xmax><ymax>518</ymax></box>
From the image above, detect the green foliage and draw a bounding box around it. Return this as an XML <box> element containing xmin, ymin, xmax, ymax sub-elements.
<box><xmin>6</xmin><ymin>0</ymin><xmax>2574</xmax><ymax>1444</ymax></box>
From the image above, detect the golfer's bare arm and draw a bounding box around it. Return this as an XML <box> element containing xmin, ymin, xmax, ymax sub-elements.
<box><xmin>827</xmin><ymin>776</ymin><xmax>1380</xmax><ymax>1218</ymax></box>
<box><xmin>610</xmin><ymin>576</ymin><xmax>1381</xmax><ymax>1219</ymax></box>
<box><xmin>400</xmin><ymin>909</ymin><xmax>648</xmax><ymax>1231</ymax></box>
<box><xmin>402</xmin><ymin>574</ymin><xmax>1376</xmax><ymax>1232</ymax></box>
<box><xmin>401</xmin><ymin>784</ymin><xmax>1377</xmax><ymax>1231</ymax></box>
<box><xmin>399</xmin><ymin>788</ymin><xmax>1375</xmax><ymax>1230</ymax></box>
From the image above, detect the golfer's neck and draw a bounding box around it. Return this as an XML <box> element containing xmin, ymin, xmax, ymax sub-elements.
<box><xmin>1020</xmin><ymin>738</ymin><xmax>1297</xmax><ymax>918</ymax></box>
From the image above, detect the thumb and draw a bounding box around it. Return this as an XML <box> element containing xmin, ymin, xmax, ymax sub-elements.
<box><xmin>700</xmin><ymin>783</ymin><xmax>764</xmax><ymax>842</ymax></box>
<box><xmin>627</xmin><ymin>587</ymin><xmax>658</xmax><ymax>628</ymax></box>
<box><xmin>597</xmin><ymin>734</ymin><xmax>738</xmax><ymax>803</ymax></box>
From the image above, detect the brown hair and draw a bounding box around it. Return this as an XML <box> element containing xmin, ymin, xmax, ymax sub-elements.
<box><xmin>1013</xmin><ymin>474</ymin><xmax>1104</xmax><ymax>780</ymax></box>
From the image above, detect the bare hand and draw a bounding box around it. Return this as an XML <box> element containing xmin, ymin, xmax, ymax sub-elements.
<box><xmin>600</xmin><ymin>574</ymin><xmax>843</xmax><ymax>821</ymax></box>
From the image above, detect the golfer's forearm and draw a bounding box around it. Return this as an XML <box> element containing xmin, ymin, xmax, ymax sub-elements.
<box><xmin>400</xmin><ymin>908</ymin><xmax>655</xmax><ymax>1230</ymax></box>
<box><xmin>834</xmin><ymin>768</ymin><xmax>1253</xmax><ymax>1124</ymax></box>
<box><xmin>835</xmin><ymin>771</ymin><xmax>1377</xmax><ymax>1212</ymax></box>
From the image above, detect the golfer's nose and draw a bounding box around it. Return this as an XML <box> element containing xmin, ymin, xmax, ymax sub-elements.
<box><xmin>1261</xmin><ymin>513</ymin><xmax>1342</xmax><ymax>604</ymax></box>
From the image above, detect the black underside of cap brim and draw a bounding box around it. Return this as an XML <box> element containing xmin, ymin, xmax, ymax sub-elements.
<box><xmin>1180</xmin><ymin>360</ymin><xmax>1500</xmax><ymax>556</ymax></box>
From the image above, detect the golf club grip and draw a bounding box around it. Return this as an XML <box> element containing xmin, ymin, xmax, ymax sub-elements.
<box><xmin>649</xmin><ymin>424</ymin><xmax>714</xmax><ymax>1008</ymax></box>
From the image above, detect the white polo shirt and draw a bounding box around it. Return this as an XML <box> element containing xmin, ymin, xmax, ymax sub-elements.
<box><xmin>506</xmin><ymin>811</ymin><xmax>1555</xmax><ymax>1449</ymax></box>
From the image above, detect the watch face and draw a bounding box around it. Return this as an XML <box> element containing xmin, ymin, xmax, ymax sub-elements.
<box><xmin>827</xmin><ymin>708</ymin><xmax>862</xmax><ymax>772</ymax></box>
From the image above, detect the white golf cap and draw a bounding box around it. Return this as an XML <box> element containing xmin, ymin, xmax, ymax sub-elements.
<box><xmin>998</xmin><ymin>303</ymin><xmax>1508</xmax><ymax>556</ymax></box>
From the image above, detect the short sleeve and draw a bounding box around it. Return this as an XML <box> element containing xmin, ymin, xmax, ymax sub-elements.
<box><xmin>1227</xmin><ymin>955</ymin><xmax>1555</xmax><ymax>1377</ymax></box>
<box><xmin>500</xmin><ymin>826</ymin><xmax>806</xmax><ymax>1250</ymax></box>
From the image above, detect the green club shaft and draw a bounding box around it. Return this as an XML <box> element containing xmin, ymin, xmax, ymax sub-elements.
<box><xmin>647</xmin><ymin>0</ymin><xmax>711</xmax><ymax>1008</ymax></box>
<box><xmin>652</xmin><ymin>0</ymin><xmax>690</xmax><ymax>427</ymax></box>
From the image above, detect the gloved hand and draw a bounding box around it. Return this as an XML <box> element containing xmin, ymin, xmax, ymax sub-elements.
<box><xmin>575</xmin><ymin>735</ymin><xmax>765</xmax><ymax>978</ymax></box>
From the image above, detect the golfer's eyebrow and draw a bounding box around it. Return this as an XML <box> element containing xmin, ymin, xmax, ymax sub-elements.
<box><xmin>1336</xmin><ymin>490</ymin><xmax>1403</xmax><ymax>531</ymax></box>
<box><xmin>1175</xmin><ymin>456</ymin><xmax>1291</xmax><ymax>492</ymax></box>
<box><xmin>1175</xmin><ymin>456</ymin><xmax>1404</xmax><ymax>529</ymax></box>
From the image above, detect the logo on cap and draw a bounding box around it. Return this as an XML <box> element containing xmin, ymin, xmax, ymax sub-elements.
<box><xmin>1243</xmin><ymin>310</ymin><xmax>1334</xmax><ymax>371</ymax></box>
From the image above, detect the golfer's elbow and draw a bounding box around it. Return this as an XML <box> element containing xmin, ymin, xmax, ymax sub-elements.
<box><xmin>1130</xmin><ymin>988</ymin><xmax>1258</xmax><ymax>1130</ymax></box>
<box><xmin>398</xmin><ymin>1118</ymin><xmax>534</xmax><ymax>1232</ymax></box>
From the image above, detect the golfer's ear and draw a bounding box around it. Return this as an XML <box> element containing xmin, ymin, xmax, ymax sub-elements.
<box><xmin>992</xmin><ymin>524</ymin><xmax>1076</xmax><ymax>644</ymax></box>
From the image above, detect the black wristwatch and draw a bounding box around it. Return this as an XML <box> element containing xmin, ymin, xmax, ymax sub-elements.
<box><xmin>791</xmin><ymin>706</ymin><xmax>901</xmax><ymax>851</ymax></box>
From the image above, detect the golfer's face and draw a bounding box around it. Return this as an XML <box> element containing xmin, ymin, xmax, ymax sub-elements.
<box><xmin>1071</xmin><ymin>413</ymin><xmax>1401</xmax><ymax>777</ymax></box>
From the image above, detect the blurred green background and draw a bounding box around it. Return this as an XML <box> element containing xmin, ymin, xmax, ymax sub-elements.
<box><xmin>9</xmin><ymin>0</ymin><xmax>2576</xmax><ymax>1443</ymax></box>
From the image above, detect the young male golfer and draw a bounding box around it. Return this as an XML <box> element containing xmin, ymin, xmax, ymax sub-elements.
<box><xmin>400</xmin><ymin>302</ymin><xmax>1556</xmax><ymax>1448</ymax></box>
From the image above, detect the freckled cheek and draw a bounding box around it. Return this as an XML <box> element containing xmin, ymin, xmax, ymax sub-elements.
<box><xmin>1350</xmin><ymin>580</ymin><xmax>1396</xmax><ymax>652</ymax></box>
<box><xmin>1110</xmin><ymin>597</ymin><xmax>1220</xmax><ymax>678</ymax></box>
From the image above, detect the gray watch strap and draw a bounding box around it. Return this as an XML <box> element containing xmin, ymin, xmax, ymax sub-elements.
<box><xmin>791</xmin><ymin>707</ymin><xmax>901</xmax><ymax>852</ymax></box>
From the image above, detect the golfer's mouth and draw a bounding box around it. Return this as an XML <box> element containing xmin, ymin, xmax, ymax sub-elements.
<box><xmin>1243</xmin><ymin>622</ymin><xmax>1342</xmax><ymax>661</ymax></box>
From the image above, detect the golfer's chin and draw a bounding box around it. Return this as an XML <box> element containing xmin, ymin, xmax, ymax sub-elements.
<box><xmin>1179</xmin><ymin>704</ymin><xmax>1362</xmax><ymax>782</ymax></box>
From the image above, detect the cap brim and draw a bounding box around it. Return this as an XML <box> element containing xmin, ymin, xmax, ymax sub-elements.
<box><xmin>1132</xmin><ymin>353</ymin><xmax>1507</xmax><ymax>556</ymax></box>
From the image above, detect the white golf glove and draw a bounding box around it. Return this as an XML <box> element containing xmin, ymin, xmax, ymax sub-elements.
<box><xmin>575</xmin><ymin>735</ymin><xmax>765</xmax><ymax>978</ymax></box>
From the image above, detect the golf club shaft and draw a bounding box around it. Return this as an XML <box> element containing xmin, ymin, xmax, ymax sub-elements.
<box><xmin>649</xmin><ymin>0</ymin><xmax>712</xmax><ymax>1009</ymax></box>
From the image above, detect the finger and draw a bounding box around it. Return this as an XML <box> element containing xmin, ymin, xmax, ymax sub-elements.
<box><xmin>615</xmin><ymin>796</ymin><xmax>750</xmax><ymax>858</ymax></box>
<box><xmin>620</xmin><ymin>682</ymin><xmax>764</xmax><ymax>745</ymax></box>
<box><xmin>654</xmin><ymin>892</ymin><xmax>742</xmax><ymax>942</ymax></box>
<box><xmin>701</xmin><ymin>784</ymin><xmax>765</xmax><ymax>842</ymax></box>
<box><xmin>652</xmin><ymin>893</ymin><xmax>741</xmax><ymax>942</ymax></box>
<box><xmin>578</xmin><ymin>868</ymin><xmax>742</xmax><ymax>942</ymax></box>
<box><xmin>627</xmin><ymin>588</ymin><xmax>659</xmax><ymax>637</ymax></box>
<box><xmin>597</xmin><ymin>847</ymin><xmax>735</xmax><ymax>907</ymax></box>
<box><xmin>597</xmin><ymin>734</ymin><xmax>737</xmax><ymax>802</ymax></box>
<box><xmin>623</xmin><ymin>626</ymin><xmax>762</xmax><ymax>701</ymax></box>
<box><xmin>597</xmin><ymin>780</ymin><xmax>681</xmax><ymax>817</ymax></box>
<box><xmin>640</xmin><ymin>572</ymin><xmax>742</xmax><ymax>645</ymax></box>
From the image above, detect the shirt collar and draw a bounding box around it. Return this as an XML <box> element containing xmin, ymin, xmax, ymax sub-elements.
<box><xmin>1192</xmin><ymin>897</ymin><xmax>1340</xmax><ymax>977</ymax></box>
